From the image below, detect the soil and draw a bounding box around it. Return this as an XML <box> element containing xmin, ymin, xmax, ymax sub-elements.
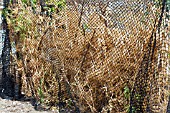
<box><xmin>0</xmin><ymin>97</ymin><xmax>57</xmax><ymax>113</ymax></box>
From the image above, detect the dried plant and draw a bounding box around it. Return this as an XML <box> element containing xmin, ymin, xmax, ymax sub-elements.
<box><xmin>5</xmin><ymin>0</ymin><xmax>169</xmax><ymax>112</ymax></box>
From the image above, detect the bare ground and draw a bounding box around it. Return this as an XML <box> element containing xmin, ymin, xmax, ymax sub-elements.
<box><xmin>0</xmin><ymin>97</ymin><xmax>58</xmax><ymax>113</ymax></box>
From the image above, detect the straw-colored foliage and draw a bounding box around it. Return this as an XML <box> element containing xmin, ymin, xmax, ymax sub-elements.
<box><xmin>5</xmin><ymin>1</ymin><xmax>168</xmax><ymax>112</ymax></box>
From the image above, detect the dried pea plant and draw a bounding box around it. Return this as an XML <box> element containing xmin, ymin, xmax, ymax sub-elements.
<box><xmin>5</xmin><ymin>0</ymin><xmax>169</xmax><ymax>112</ymax></box>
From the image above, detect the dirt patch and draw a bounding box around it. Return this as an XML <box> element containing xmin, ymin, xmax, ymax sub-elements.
<box><xmin>0</xmin><ymin>97</ymin><xmax>57</xmax><ymax>113</ymax></box>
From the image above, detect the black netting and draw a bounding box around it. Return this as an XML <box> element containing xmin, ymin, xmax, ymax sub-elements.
<box><xmin>0</xmin><ymin>0</ymin><xmax>15</xmax><ymax>98</ymax></box>
<box><xmin>0</xmin><ymin>0</ymin><xmax>169</xmax><ymax>112</ymax></box>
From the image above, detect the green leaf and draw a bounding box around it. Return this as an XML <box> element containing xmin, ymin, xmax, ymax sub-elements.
<box><xmin>22</xmin><ymin>0</ymin><xmax>27</xmax><ymax>4</ymax></box>
<box><xmin>82</xmin><ymin>23</ymin><xmax>88</xmax><ymax>30</ymax></box>
<box><xmin>50</xmin><ymin>7</ymin><xmax>55</xmax><ymax>12</ymax></box>
<box><xmin>14</xmin><ymin>26</ymin><xmax>21</xmax><ymax>32</ymax></box>
<box><xmin>56</xmin><ymin>0</ymin><xmax>66</xmax><ymax>10</ymax></box>
<box><xmin>124</xmin><ymin>86</ymin><xmax>130</xmax><ymax>99</ymax></box>
<box><xmin>32</xmin><ymin>0</ymin><xmax>37</xmax><ymax>4</ymax></box>
<box><xmin>38</xmin><ymin>78</ymin><xmax>44</xmax><ymax>103</ymax></box>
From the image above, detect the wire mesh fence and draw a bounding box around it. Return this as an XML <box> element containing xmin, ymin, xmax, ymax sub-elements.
<box><xmin>0</xmin><ymin>0</ymin><xmax>170</xmax><ymax>112</ymax></box>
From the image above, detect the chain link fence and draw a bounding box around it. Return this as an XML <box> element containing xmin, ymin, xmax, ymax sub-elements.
<box><xmin>0</xmin><ymin>0</ymin><xmax>170</xmax><ymax>112</ymax></box>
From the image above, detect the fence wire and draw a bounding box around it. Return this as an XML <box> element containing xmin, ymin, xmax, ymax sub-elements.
<box><xmin>0</xmin><ymin>0</ymin><xmax>170</xmax><ymax>112</ymax></box>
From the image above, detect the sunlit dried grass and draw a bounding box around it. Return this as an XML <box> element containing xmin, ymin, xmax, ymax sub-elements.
<box><xmin>6</xmin><ymin>1</ymin><xmax>169</xmax><ymax>113</ymax></box>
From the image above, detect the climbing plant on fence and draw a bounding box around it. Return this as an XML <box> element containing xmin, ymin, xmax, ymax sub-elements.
<box><xmin>2</xmin><ymin>0</ymin><xmax>170</xmax><ymax>112</ymax></box>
